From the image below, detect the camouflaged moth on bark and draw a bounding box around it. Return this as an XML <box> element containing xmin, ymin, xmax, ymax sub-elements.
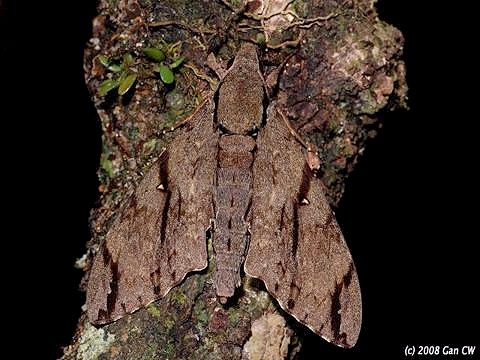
<box><xmin>87</xmin><ymin>43</ymin><xmax>362</xmax><ymax>348</ymax></box>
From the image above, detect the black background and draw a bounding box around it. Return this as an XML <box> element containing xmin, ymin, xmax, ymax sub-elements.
<box><xmin>2</xmin><ymin>1</ymin><xmax>478</xmax><ymax>359</ymax></box>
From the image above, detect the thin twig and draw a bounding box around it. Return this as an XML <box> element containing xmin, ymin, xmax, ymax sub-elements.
<box><xmin>217</xmin><ymin>0</ymin><xmax>237</xmax><ymax>13</ymax></box>
<box><xmin>237</xmin><ymin>24</ymin><xmax>265</xmax><ymax>32</ymax></box>
<box><xmin>148</xmin><ymin>20</ymin><xmax>214</xmax><ymax>34</ymax></box>
<box><xmin>184</xmin><ymin>63</ymin><xmax>218</xmax><ymax>90</ymax></box>
<box><xmin>148</xmin><ymin>20</ymin><xmax>215</xmax><ymax>45</ymax></box>
<box><xmin>238</xmin><ymin>7</ymin><xmax>339</xmax><ymax>43</ymax></box>
<box><xmin>284</xmin><ymin>12</ymin><xmax>339</xmax><ymax>30</ymax></box>
<box><xmin>259</xmin><ymin>0</ymin><xmax>297</xmax><ymax>21</ymax></box>
<box><xmin>266</xmin><ymin>38</ymin><xmax>300</xmax><ymax>49</ymax></box>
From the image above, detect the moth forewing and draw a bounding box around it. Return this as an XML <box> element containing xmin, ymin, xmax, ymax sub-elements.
<box><xmin>245</xmin><ymin>103</ymin><xmax>362</xmax><ymax>348</ymax></box>
<box><xmin>87</xmin><ymin>99</ymin><xmax>217</xmax><ymax>324</ymax></box>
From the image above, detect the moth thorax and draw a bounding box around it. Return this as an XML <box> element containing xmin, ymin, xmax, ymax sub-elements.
<box><xmin>218</xmin><ymin>84</ymin><xmax>263</xmax><ymax>134</ymax></box>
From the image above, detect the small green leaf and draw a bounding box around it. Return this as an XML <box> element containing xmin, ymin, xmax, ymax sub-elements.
<box><xmin>100</xmin><ymin>155</ymin><xmax>114</xmax><ymax>178</ymax></box>
<box><xmin>118</xmin><ymin>73</ymin><xmax>137</xmax><ymax>95</ymax></box>
<box><xmin>169</xmin><ymin>56</ymin><xmax>185</xmax><ymax>69</ymax></box>
<box><xmin>98</xmin><ymin>78</ymin><xmax>120</xmax><ymax>96</ymax></box>
<box><xmin>108</xmin><ymin>63</ymin><xmax>122</xmax><ymax>72</ymax></box>
<box><xmin>159</xmin><ymin>65</ymin><xmax>175</xmax><ymax>84</ymax></box>
<box><xmin>122</xmin><ymin>53</ymin><xmax>134</xmax><ymax>67</ymax></box>
<box><xmin>143</xmin><ymin>47</ymin><xmax>165</xmax><ymax>62</ymax></box>
<box><xmin>98</xmin><ymin>55</ymin><xmax>110</xmax><ymax>67</ymax></box>
<box><xmin>256</xmin><ymin>32</ymin><xmax>266</xmax><ymax>45</ymax></box>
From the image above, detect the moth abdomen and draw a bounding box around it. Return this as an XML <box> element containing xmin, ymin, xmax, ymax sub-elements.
<box><xmin>213</xmin><ymin>132</ymin><xmax>255</xmax><ymax>299</ymax></box>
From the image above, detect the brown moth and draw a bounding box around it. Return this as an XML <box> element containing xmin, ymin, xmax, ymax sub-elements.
<box><xmin>87</xmin><ymin>43</ymin><xmax>362</xmax><ymax>348</ymax></box>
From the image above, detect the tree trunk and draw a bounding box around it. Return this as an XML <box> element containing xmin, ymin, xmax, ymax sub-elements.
<box><xmin>62</xmin><ymin>0</ymin><xmax>407</xmax><ymax>359</ymax></box>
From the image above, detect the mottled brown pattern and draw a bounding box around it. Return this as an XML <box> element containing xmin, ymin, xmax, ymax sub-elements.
<box><xmin>217</xmin><ymin>44</ymin><xmax>264</xmax><ymax>135</ymax></box>
<box><xmin>213</xmin><ymin>45</ymin><xmax>262</xmax><ymax>298</ymax></box>
<box><xmin>87</xmin><ymin>44</ymin><xmax>361</xmax><ymax>348</ymax></box>
<box><xmin>214</xmin><ymin>136</ymin><xmax>255</xmax><ymax>297</ymax></box>
<box><xmin>245</xmin><ymin>102</ymin><xmax>362</xmax><ymax>347</ymax></box>
<box><xmin>87</xmin><ymin>99</ymin><xmax>218</xmax><ymax>324</ymax></box>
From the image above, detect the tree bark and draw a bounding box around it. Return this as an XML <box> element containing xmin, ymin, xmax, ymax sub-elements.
<box><xmin>62</xmin><ymin>0</ymin><xmax>407</xmax><ymax>359</ymax></box>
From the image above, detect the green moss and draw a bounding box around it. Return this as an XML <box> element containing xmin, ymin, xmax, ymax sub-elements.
<box><xmin>162</xmin><ymin>342</ymin><xmax>175</xmax><ymax>358</ymax></box>
<box><xmin>165</xmin><ymin>89</ymin><xmax>186</xmax><ymax>114</ymax></box>
<box><xmin>142</xmin><ymin>344</ymin><xmax>159</xmax><ymax>360</ymax></box>
<box><xmin>147</xmin><ymin>303</ymin><xmax>162</xmax><ymax>318</ymax></box>
<box><xmin>126</xmin><ymin>125</ymin><xmax>139</xmax><ymax>142</ymax></box>
<box><xmin>229</xmin><ymin>0</ymin><xmax>243</xmax><ymax>7</ymax></box>
<box><xmin>77</xmin><ymin>325</ymin><xmax>115</xmax><ymax>360</ymax></box>
<box><xmin>255</xmin><ymin>33</ymin><xmax>266</xmax><ymax>45</ymax></box>
<box><xmin>128</xmin><ymin>325</ymin><xmax>142</xmax><ymax>338</ymax></box>
<box><xmin>245</xmin><ymin>290</ymin><xmax>271</xmax><ymax>316</ymax></box>
<box><xmin>172</xmin><ymin>290</ymin><xmax>187</xmax><ymax>305</ymax></box>
<box><xmin>357</xmin><ymin>88</ymin><xmax>378</xmax><ymax>115</ymax></box>
<box><xmin>192</xmin><ymin>273</ymin><xmax>207</xmax><ymax>293</ymax></box>
<box><xmin>197</xmin><ymin>308</ymin><xmax>209</xmax><ymax>324</ymax></box>
<box><xmin>142</xmin><ymin>138</ymin><xmax>158</xmax><ymax>155</ymax></box>
<box><xmin>227</xmin><ymin>309</ymin><xmax>240</xmax><ymax>327</ymax></box>
<box><xmin>327</xmin><ymin>117</ymin><xmax>341</xmax><ymax>133</ymax></box>
<box><xmin>193</xmin><ymin>300</ymin><xmax>209</xmax><ymax>333</ymax></box>
<box><xmin>100</xmin><ymin>153</ymin><xmax>114</xmax><ymax>178</ymax></box>
<box><xmin>163</xmin><ymin>317</ymin><xmax>176</xmax><ymax>331</ymax></box>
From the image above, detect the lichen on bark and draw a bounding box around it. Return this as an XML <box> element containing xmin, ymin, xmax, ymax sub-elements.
<box><xmin>62</xmin><ymin>0</ymin><xmax>407</xmax><ymax>359</ymax></box>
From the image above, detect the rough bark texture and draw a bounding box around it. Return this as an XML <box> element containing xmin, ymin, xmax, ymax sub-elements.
<box><xmin>62</xmin><ymin>0</ymin><xmax>407</xmax><ymax>359</ymax></box>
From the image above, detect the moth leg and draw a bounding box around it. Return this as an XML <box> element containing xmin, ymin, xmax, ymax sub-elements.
<box><xmin>276</xmin><ymin>109</ymin><xmax>321</xmax><ymax>172</ymax></box>
<box><xmin>275</xmin><ymin>109</ymin><xmax>309</xmax><ymax>149</ymax></box>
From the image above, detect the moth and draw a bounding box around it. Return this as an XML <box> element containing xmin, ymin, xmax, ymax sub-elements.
<box><xmin>87</xmin><ymin>43</ymin><xmax>362</xmax><ymax>348</ymax></box>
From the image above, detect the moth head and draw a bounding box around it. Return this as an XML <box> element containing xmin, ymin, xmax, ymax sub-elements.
<box><xmin>217</xmin><ymin>43</ymin><xmax>265</xmax><ymax>135</ymax></box>
<box><xmin>235</xmin><ymin>43</ymin><xmax>259</xmax><ymax>65</ymax></box>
